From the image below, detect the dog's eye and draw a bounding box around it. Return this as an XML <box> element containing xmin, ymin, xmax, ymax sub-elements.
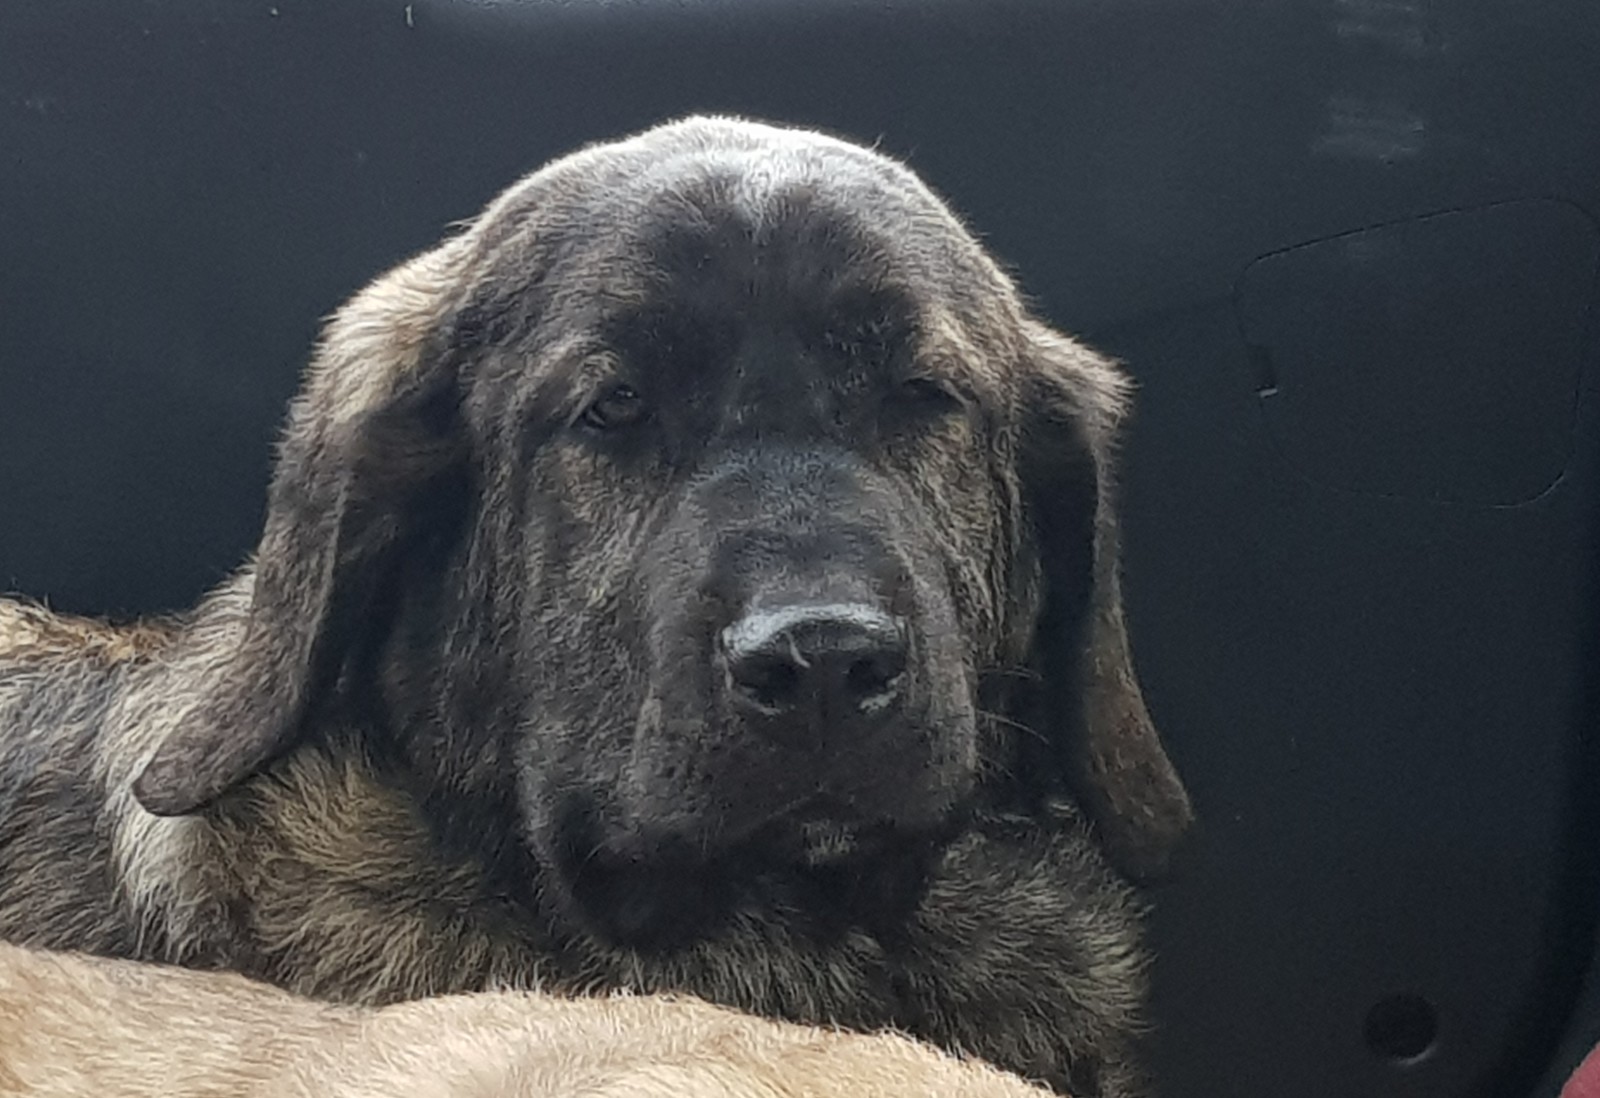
<box><xmin>580</xmin><ymin>385</ymin><xmax>647</xmax><ymax>431</ymax></box>
<box><xmin>896</xmin><ymin>377</ymin><xmax>962</xmax><ymax>413</ymax></box>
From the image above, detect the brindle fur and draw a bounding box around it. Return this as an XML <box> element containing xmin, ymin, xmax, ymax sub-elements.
<box><xmin>0</xmin><ymin>117</ymin><xmax>1191</xmax><ymax>1097</ymax></box>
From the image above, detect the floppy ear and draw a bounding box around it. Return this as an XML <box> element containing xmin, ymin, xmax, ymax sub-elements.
<box><xmin>132</xmin><ymin>243</ymin><xmax>473</xmax><ymax>817</ymax></box>
<box><xmin>1017</xmin><ymin>321</ymin><xmax>1193</xmax><ymax>882</ymax></box>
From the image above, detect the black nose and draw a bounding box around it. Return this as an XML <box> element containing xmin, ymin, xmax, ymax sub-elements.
<box><xmin>719</xmin><ymin>603</ymin><xmax>908</xmax><ymax>727</ymax></box>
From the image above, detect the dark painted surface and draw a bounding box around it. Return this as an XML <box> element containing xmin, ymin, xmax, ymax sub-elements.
<box><xmin>3</xmin><ymin>2</ymin><xmax>1598</xmax><ymax>1095</ymax></box>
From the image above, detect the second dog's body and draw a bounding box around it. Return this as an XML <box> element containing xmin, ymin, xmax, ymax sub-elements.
<box><xmin>0</xmin><ymin>941</ymin><xmax>1056</xmax><ymax>1098</ymax></box>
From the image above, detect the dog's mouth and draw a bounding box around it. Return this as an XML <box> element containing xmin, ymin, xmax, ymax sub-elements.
<box><xmin>544</xmin><ymin>793</ymin><xmax>961</xmax><ymax>954</ymax></box>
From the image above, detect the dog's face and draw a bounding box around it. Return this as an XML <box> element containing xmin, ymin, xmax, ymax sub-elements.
<box><xmin>460</xmin><ymin>134</ymin><xmax>1029</xmax><ymax>905</ymax></box>
<box><xmin>132</xmin><ymin>118</ymin><xmax>1191</xmax><ymax>949</ymax></box>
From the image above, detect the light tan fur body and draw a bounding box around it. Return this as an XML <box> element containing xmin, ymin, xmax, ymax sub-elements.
<box><xmin>0</xmin><ymin>942</ymin><xmax>1054</xmax><ymax>1098</ymax></box>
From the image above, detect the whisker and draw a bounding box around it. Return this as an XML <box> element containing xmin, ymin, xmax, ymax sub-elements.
<box><xmin>574</xmin><ymin>838</ymin><xmax>609</xmax><ymax>874</ymax></box>
<box><xmin>977</xmin><ymin>708</ymin><xmax>1052</xmax><ymax>745</ymax></box>
<box><xmin>973</xmin><ymin>750</ymin><xmax>1022</xmax><ymax>783</ymax></box>
<box><xmin>978</xmin><ymin>666</ymin><xmax>1044</xmax><ymax>683</ymax></box>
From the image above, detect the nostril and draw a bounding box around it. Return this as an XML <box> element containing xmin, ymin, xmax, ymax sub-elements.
<box><xmin>845</xmin><ymin>652</ymin><xmax>904</xmax><ymax>701</ymax></box>
<box><xmin>729</xmin><ymin>653</ymin><xmax>802</xmax><ymax>710</ymax></box>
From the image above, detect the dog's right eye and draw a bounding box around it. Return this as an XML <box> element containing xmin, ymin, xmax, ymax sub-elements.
<box><xmin>580</xmin><ymin>385</ymin><xmax>647</xmax><ymax>431</ymax></box>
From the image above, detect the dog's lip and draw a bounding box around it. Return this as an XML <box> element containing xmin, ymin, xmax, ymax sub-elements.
<box><xmin>771</xmin><ymin>790</ymin><xmax>854</xmax><ymax>822</ymax></box>
<box><xmin>602</xmin><ymin>792</ymin><xmax>948</xmax><ymax>862</ymax></box>
<box><xmin>740</xmin><ymin>788</ymin><xmax>915</xmax><ymax>838</ymax></box>
<box><xmin>749</xmin><ymin>795</ymin><xmax>959</xmax><ymax>860</ymax></box>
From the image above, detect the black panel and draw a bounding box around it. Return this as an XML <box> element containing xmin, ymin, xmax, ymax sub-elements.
<box><xmin>1238</xmin><ymin>201</ymin><xmax>1598</xmax><ymax>505</ymax></box>
<box><xmin>2</xmin><ymin>2</ymin><xmax>1597</xmax><ymax>1097</ymax></box>
<box><xmin>1106</xmin><ymin>299</ymin><xmax>1596</xmax><ymax>1098</ymax></box>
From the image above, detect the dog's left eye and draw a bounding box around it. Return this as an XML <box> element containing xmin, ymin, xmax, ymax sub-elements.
<box><xmin>580</xmin><ymin>385</ymin><xmax>647</xmax><ymax>431</ymax></box>
<box><xmin>895</xmin><ymin>377</ymin><xmax>962</xmax><ymax>413</ymax></box>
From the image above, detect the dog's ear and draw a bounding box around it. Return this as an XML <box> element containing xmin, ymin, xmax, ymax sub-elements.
<box><xmin>1016</xmin><ymin>321</ymin><xmax>1193</xmax><ymax>882</ymax></box>
<box><xmin>132</xmin><ymin>243</ymin><xmax>473</xmax><ymax>817</ymax></box>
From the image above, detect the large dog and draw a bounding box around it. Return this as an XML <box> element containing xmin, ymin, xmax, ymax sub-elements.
<box><xmin>0</xmin><ymin>941</ymin><xmax>1053</xmax><ymax>1097</ymax></box>
<box><xmin>0</xmin><ymin>116</ymin><xmax>1191</xmax><ymax>1096</ymax></box>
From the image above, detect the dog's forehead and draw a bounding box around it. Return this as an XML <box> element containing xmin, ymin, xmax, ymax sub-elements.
<box><xmin>512</xmin><ymin>117</ymin><xmax>949</xmax><ymax>234</ymax></box>
<box><xmin>484</xmin><ymin>119</ymin><xmax>993</xmax><ymax>312</ymax></box>
<box><xmin>456</xmin><ymin>119</ymin><xmax>1023</xmax><ymax>406</ymax></box>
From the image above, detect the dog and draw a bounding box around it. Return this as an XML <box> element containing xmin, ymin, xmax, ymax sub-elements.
<box><xmin>0</xmin><ymin>116</ymin><xmax>1191</xmax><ymax>1097</ymax></box>
<box><xmin>0</xmin><ymin>940</ymin><xmax>1057</xmax><ymax>1097</ymax></box>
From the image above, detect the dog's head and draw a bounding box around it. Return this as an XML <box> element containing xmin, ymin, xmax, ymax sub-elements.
<box><xmin>132</xmin><ymin>117</ymin><xmax>1191</xmax><ymax>947</ymax></box>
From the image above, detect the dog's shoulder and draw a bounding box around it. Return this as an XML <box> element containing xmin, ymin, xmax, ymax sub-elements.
<box><xmin>0</xmin><ymin>600</ymin><xmax>167</xmax><ymax>958</ymax></box>
<box><xmin>0</xmin><ymin>597</ymin><xmax>157</xmax><ymax>790</ymax></box>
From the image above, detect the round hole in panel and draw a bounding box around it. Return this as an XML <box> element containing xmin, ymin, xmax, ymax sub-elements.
<box><xmin>1363</xmin><ymin>992</ymin><xmax>1439</xmax><ymax>1065</ymax></box>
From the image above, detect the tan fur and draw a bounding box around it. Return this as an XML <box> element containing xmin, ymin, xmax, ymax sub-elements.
<box><xmin>0</xmin><ymin>601</ymin><xmax>174</xmax><ymax>667</ymax></box>
<box><xmin>0</xmin><ymin>942</ymin><xmax>1054</xmax><ymax>1098</ymax></box>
